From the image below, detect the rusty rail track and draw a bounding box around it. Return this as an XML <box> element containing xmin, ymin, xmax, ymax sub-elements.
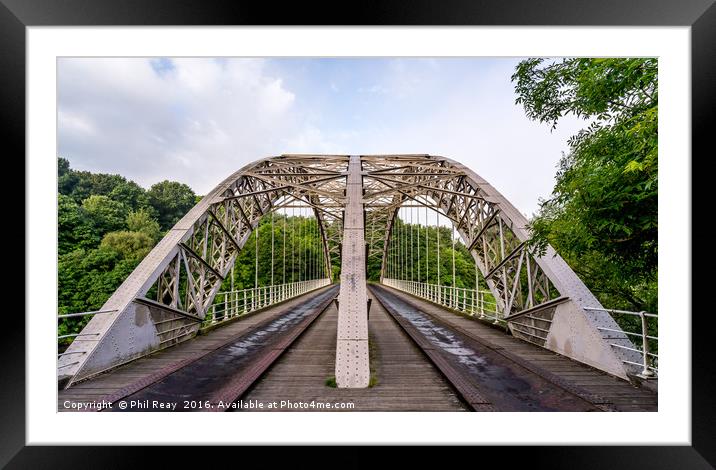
<box><xmin>102</xmin><ymin>285</ymin><xmax>339</xmax><ymax>412</ymax></box>
<box><xmin>369</xmin><ymin>284</ymin><xmax>606</xmax><ymax>412</ymax></box>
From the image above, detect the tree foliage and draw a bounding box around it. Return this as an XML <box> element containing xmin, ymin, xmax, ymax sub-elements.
<box><xmin>100</xmin><ymin>231</ymin><xmax>154</xmax><ymax>259</ymax></box>
<box><xmin>58</xmin><ymin>247</ymin><xmax>144</xmax><ymax>341</ymax></box>
<box><xmin>221</xmin><ymin>215</ymin><xmax>328</xmax><ymax>291</ymax></box>
<box><xmin>126</xmin><ymin>209</ymin><xmax>161</xmax><ymax>241</ymax></box>
<box><xmin>367</xmin><ymin>221</ymin><xmax>483</xmax><ymax>289</ymax></box>
<box><xmin>512</xmin><ymin>58</ymin><xmax>658</xmax><ymax>311</ymax></box>
<box><xmin>146</xmin><ymin>180</ymin><xmax>197</xmax><ymax>230</ymax></box>
<box><xmin>57</xmin><ymin>159</ymin><xmax>195</xmax><ymax>341</ymax></box>
<box><xmin>108</xmin><ymin>180</ymin><xmax>154</xmax><ymax>215</ymax></box>
<box><xmin>82</xmin><ymin>194</ymin><xmax>130</xmax><ymax>234</ymax></box>
<box><xmin>56</xmin><ymin>159</ymin><xmax>328</xmax><ymax>342</ymax></box>
<box><xmin>58</xmin><ymin>194</ymin><xmax>99</xmax><ymax>255</ymax></box>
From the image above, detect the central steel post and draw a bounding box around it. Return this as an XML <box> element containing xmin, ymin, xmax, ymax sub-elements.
<box><xmin>335</xmin><ymin>155</ymin><xmax>370</xmax><ymax>388</ymax></box>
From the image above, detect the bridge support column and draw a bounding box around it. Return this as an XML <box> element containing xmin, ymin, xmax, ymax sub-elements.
<box><xmin>335</xmin><ymin>155</ymin><xmax>370</xmax><ymax>388</ymax></box>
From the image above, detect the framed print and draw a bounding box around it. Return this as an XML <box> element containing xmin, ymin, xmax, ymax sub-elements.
<box><xmin>5</xmin><ymin>0</ymin><xmax>714</xmax><ymax>466</ymax></box>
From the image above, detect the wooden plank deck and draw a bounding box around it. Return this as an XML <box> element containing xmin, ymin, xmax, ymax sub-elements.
<box><xmin>380</xmin><ymin>286</ymin><xmax>657</xmax><ymax>412</ymax></box>
<box><xmin>58</xmin><ymin>282</ymin><xmax>655</xmax><ymax>413</ymax></box>
<box><xmin>239</xmin><ymin>290</ymin><xmax>468</xmax><ymax>411</ymax></box>
<box><xmin>57</xmin><ymin>285</ymin><xmax>337</xmax><ymax>412</ymax></box>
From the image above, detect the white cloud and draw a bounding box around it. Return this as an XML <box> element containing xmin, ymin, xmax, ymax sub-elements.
<box><xmin>58</xmin><ymin>58</ymin><xmax>326</xmax><ymax>194</ymax></box>
<box><xmin>58</xmin><ymin>110</ymin><xmax>95</xmax><ymax>136</ymax></box>
<box><xmin>59</xmin><ymin>58</ymin><xmax>588</xmax><ymax>216</ymax></box>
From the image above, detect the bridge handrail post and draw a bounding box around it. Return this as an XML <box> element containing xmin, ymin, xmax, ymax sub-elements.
<box><xmin>639</xmin><ymin>311</ymin><xmax>655</xmax><ymax>377</ymax></box>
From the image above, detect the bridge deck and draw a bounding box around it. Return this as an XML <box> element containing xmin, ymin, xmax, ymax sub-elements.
<box><xmin>59</xmin><ymin>283</ymin><xmax>656</xmax><ymax>412</ymax></box>
<box><xmin>376</xmin><ymin>285</ymin><xmax>657</xmax><ymax>412</ymax></box>
<box><xmin>58</xmin><ymin>285</ymin><xmax>337</xmax><ymax>411</ymax></box>
<box><xmin>239</xmin><ymin>289</ymin><xmax>468</xmax><ymax>411</ymax></box>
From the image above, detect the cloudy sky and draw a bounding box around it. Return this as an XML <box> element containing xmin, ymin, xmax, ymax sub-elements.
<box><xmin>58</xmin><ymin>57</ymin><xmax>588</xmax><ymax>217</ymax></box>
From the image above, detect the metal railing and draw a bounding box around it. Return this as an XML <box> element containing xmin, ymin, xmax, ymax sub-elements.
<box><xmin>382</xmin><ymin>279</ymin><xmax>501</xmax><ymax>323</ymax></box>
<box><xmin>57</xmin><ymin>309</ymin><xmax>117</xmax><ymax>359</ymax></box>
<box><xmin>203</xmin><ymin>278</ymin><xmax>332</xmax><ymax>327</ymax></box>
<box><xmin>384</xmin><ymin>281</ymin><xmax>658</xmax><ymax>378</ymax></box>
<box><xmin>584</xmin><ymin>307</ymin><xmax>658</xmax><ymax>378</ymax></box>
<box><xmin>57</xmin><ymin>279</ymin><xmax>332</xmax><ymax>356</ymax></box>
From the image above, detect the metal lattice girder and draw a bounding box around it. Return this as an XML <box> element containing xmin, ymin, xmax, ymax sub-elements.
<box><xmin>59</xmin><ymin>154</ymin><xmax>642</xmax><ymax>387</ymax></box>
<box><xmin>59</xmin><ymin>155</ymin><xmax>349</xmax><ymax>386</ymax></box>
<box><xmin>362</xmin><ymin>154</ymin><xmax>641</xmax><ymax>380</ymax></box>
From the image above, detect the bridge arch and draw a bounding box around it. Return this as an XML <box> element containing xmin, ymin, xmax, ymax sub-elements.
<box><xmin>363</xmin><ymin>155</ymin><xmax>641</xmax><ymax>377</ymax></box>
<box><xmin>58</xmin><ymin>154</ymin><xmax>640</xmax><ymax>387</ymax></box>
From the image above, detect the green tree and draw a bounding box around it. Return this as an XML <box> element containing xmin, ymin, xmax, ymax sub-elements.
<box><xmin>58</xmin><ymin>167</ymin><xmax>80</xmax><ymax>197</ymax></box>
<box><xmin>58</xmin><ymin>246</ymin><xmax>143</xmax><ymax>342</ymax></box>
<box><xmin>147</xmin><ymin>180</ymin><xmax>197</xmax><ymax>230</ymax></box>
<box><xmin>56</xmin><ymin>160</ymin><xmax>193</xmax><ymax>342</ymax></box>
<box><xmin>82</xmin><ymin>194</ymin><xmax>130</xmax><ymax>234</ymax></box>
<box><xmin>100</xmin><ymin>231</ymin><xmax>154</xmax><ymax>259</ymax></box>
<box><xmin>512</xmin><ymin>58</ymin><xmax>657</xmax><ymax>311</ymax></box>
<box><xmin>126</xmin><ymin>209</ymin><xmax>162</xmax><ymax>241</ymax></box>
<box><xmin>61</xmin><ymin>171</ymin><xmax>127</xmax><ymax>204</ymax></box>
<box><xmin>108</xmin><ymin>180</ymin><xmax>154</xmax><ymax>214</ymax></box>
<box><xmin>58</xmin><ymin>194</ymin><xmax>99</xmax><ymax>255</ymax></box>
<box><xmin>58</xmin><ymin>157</ymin><xmax>71</xmax><ymax>177</ymax></box>
<box><xmin>58</xmin><ymin>158</ymin><xmax>156</xmax><ymax>214</ymax></box>
<box><xmin>220</xmin><ymin>215</ymin><xmax>330</xmax><ymax>292</ymax></box>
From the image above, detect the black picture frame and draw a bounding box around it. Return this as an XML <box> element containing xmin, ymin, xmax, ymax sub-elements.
<box><xmin>4</xmin><ymin>0</ymin><xmax>713</xmax><ymax>467</ymax></box>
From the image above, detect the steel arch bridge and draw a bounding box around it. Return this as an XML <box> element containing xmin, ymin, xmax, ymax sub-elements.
<box><xmin>58</xmin><ymin>154</ymin><xmax>643</xmax><ymax>390</ymax></box>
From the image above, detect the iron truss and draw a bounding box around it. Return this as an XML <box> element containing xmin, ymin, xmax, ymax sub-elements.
<box><xmin>58</xmin><ymin>154</ymin><xmax>641</xmax><ymax>387</ymax></box>
<box><xmin>362</xmin><ymin>154</ymin><xmax>555</xmax><ymax>315</ymax></box>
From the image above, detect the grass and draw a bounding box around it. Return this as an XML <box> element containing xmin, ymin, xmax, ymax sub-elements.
<box><xmin>368</xmin><ymin>331</ymin><xmax>379</xmax><ymax>388</ymax></box>
<box><xmin>325</xmin><ymin>373</ymin><xmax>378</xmax><ymax>388</ymax></box>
